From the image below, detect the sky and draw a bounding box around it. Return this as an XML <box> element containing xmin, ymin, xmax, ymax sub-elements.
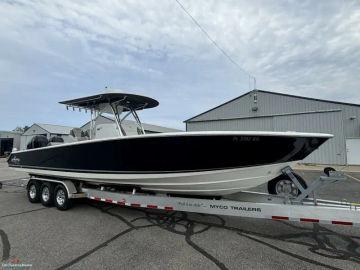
<box><xmin>0</xmin><ymin>0</ymin><xmax>359</xmax><ymax>131</ymax></box>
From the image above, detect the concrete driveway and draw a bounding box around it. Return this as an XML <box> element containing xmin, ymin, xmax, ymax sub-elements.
<box><xmin>1</xmin><ymin>158</ymin><xmax>360</xmax><ymax>270</ymax></box>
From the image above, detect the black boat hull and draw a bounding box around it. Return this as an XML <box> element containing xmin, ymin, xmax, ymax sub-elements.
<box><xmin>7</xmin><ymin>132</ymin><xmax>330</xmax><ymax>195</ymax></box>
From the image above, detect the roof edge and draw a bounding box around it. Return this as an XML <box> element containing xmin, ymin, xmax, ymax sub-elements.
<box><xmin>256</xmin><ymin>89</ymin><xmax>360</xmax><ymax>107</ymax></box>
<box><xmin>184</xmin><ymin>89</ymin><xmax>360</xmax><ymax>123</ymax></box>
<box><xmin>186</xmin><ymin>109</ymin><xmax>342</xmax><ymax>123</ymax></box>
<box><xmin>32</xmin><ymin>123</ymin><xmax>74</xmax><ymax>134</ymax></box>
<box><xmin>35</xmin><ymin>123</ymin><xmax>75</xmax><ymax>129</ymax></box>
<box><xmin>22</xmin><ymin>123</ymin><xmax>48</xmax><ymax>135</ymax></box>
<box><xmin>184</xmin><ymin>90</ymin><xmax>254</xmax><ymax>122</ymax></box>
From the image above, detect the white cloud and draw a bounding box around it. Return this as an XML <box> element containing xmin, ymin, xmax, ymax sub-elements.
<box><xmin>0</xmin><ymin>0</ymin><xmax>359</xmax><ymax>129</ymax></box>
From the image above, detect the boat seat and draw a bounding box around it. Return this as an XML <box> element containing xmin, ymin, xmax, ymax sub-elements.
<box><xmin>81</xmin><ymin>130</ymin><xmax>90</xmax><ymax>140</ymax></box>
<box><xmin>70</xmin><ymin>128</ymin><xmax>82</xmax><ymax>138</ymax></box>
<box><xmin>70</xmin><ymin>128</ymin><xmax>89</xmax><ymax>141</ymax></box>
<box><xmin>48</xmin><ymin>136</ymin><xmax>65</xmax><ymax>146</ymax></box>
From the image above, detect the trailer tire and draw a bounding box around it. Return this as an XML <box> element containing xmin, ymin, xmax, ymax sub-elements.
<box><xmin>40</xmin><ymin>182</ymin><xmax>55</xmax><ymax>207</ymax></box>
<box><xmin>27</xmin><ymin>180</ymin><xmax>41</xmax><ymax>203</ymax></box>
<box><xmin>268</xmin><ymin>172</ymin><xmax>307</xmax><ymax>197</ymax></box>
<box><xmin>54</xmin><ymin>184</ymin><xmax>72</xmax><ymax>211</ymax></box>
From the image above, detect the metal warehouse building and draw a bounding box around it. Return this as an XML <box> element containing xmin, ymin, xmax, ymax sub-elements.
<box><xmin>185</xmin><ymin>90</ymin><xmax>360</xmax><ymax>165</ymax></box>
<box><xmin>20</xmin><ymin>123</ymin><xmax>74</xmax><ymax>150</ymax></box>
<box><xmin>0</xmin><ymin>131</ymin><xmax>22</xmax><ymax>156</ymax></box>
<box><xmin>81</xmin><ymin>115</ymin><xmax>180</xmax><ymax>135</ymax></box>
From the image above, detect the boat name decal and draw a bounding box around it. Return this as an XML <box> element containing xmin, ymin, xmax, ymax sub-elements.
<box><xmin>233</xmin><ymin>136</ymin><xmax>260</xmax><ymax>142</ymax></box>
<box><xmin>210</xmin><ymin>204</ymin><xmax>261</xmax><ymax>212</ymax></box>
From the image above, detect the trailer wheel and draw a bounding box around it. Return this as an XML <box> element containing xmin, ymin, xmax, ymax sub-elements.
<box><xmin>27</xmin><ymin>180</ymin><xmax>41</xmax><ymax>203</ymax></box>
<box><xmin>268</xmin><ymin>173</ymin><xmax>307</xmax><ymax>197</ymax></box>
<box><xmin>54</xmin><ymin>184</ymin><xmax>72</xmax><ymax>210</ymax></box>
<box><xmin>40</xmin><ymin>182</ymin><xmax>55</xmax><ymax>206</ymax></box>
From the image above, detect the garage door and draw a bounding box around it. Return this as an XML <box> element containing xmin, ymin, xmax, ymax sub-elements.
<box><xmin>0</xmin><ymin>138</ymin><xmax>13</xmax><ymax>156</ymax></box>
<box><xmin>346</xmin><ymin>138</ymin><xmax>360</xmax><ymax>165</ymax></box>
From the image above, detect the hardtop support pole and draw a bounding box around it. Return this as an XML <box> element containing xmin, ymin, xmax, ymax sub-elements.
<box><xmin>110</xmin><ymin>103</ymin><xmax>125</xmax><ymax>137</ymax></box>
<box><xmin>131</xmin><ymin>109</ymin><xmax>145</xmax><ymax>135</ymax></box>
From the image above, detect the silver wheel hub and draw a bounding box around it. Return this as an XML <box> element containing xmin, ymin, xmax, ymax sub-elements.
<box><xmin>29</xmin><ymin>185</ymin><xmax>37</xmax><ymax>199</ymax></box>
<box><xmin>42</xmin><ymin>186</ymin><xmax>50</xmax><ymax>202</ymax></box>
<box><xmin>275</xmin><ymin>179</ymin><xmax>299</xmax><ymax>197</ymax></box>
<box><xmin>56</xmin><ymin>190</ymin><xmax>65</xmax><ymax>206</ymax></box>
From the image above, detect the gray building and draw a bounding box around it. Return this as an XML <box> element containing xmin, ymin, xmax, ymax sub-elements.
<box><xmin>0</xmin><ymin>131</ymin><xmax>22</xmax><ymax>156</ymax></box>
<box><xmin>21</xmin><ymin>123</ymin><xmax>74</xmax><ymax>150</ymax></box>
<box><xmin>81</xmin><ymin>115</ymin><xmax>181</xmax><ymax>135</ymax></box>
<box><xmin>17</xmin><ymin>119</ymin><xmax>179</xmax><ymax>151</ymax></box>
<box><xmin>185</xmin><ymin>90</ymin><xmax>360</xmax><ymax>165</ymax></box>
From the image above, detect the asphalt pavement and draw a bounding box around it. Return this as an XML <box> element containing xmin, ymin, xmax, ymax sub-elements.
<box><xmin>1</xmin><ymin>158</ymin><xmax>360</xmax><ymax>270</ymax></box>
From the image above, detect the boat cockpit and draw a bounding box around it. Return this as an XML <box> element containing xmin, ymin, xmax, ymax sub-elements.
<box><xmin>26</xmin><ymin>91</ymin><xmax>159</xmax><ymax>149</ymax></box>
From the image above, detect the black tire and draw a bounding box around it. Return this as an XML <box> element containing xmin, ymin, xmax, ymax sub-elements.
<box><xmin>27</xmin><ymin>180</ymin><xmax>41</xmax><ymax>203</ymax></box>
<box><xmin>40</xmin><ymin>182</ymin><xmax>55</xmax><ymax>207</ymax></box>
<box><xmin>54</xmin><ymin>184</ymin><xmax>72</xmax><ymax>211</ymax></box>
<box><xmin>268</xmin><ymin>172</ymin><xmax>307</xmax><ymax>196</ymax></box>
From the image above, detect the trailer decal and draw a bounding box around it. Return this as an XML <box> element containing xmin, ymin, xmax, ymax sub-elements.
<box><xmin>230</xmin><ymin>206</ymin><xmax>261</xmax><ymax>212</ymax></box>
<box><xmin>178</xmin><ymin>201</ymin><xmax>204</xmax><ymax>208</ymax></box>
<box><xmin>209</xmin><ymin>205</ymin><xmax>228</xmax><ymax>209</ymax></box>
<box><xmin>209</xmin><ymin>205</ymin><xmax>261</xmax><ymax>212</ymax></box>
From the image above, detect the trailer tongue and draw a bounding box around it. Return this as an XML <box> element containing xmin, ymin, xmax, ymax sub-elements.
<box><xmin>23</xmin><ymin>166</ymin><xmax>360</xmax><ymax>227</ymax></box>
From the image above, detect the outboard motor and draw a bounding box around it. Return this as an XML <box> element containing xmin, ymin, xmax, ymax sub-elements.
<box><xmin>49</xmin><ymin>136</ymin><xmax>64</xmax><ymax>143</ymax></box>
<box><xmin>27</xmin><ymin>135</ymin><xmax>49</xmax><ymax>149</ymax></box>
<box><xmin>48</xmin><ymin>136</ymin><xmax>64</xmax><ymax>146</ymax></box>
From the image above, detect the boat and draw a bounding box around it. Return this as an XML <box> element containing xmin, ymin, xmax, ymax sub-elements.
<box><xmin>7</xmin><ymin>91</ymin><xmax>332</xmax><ymax>195</ymax></box>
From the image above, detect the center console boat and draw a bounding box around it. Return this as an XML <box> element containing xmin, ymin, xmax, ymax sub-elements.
<box><xmin>8</xmin><ymin>91</ymin><xmax>332</xmax><ymax>195</ymax></box>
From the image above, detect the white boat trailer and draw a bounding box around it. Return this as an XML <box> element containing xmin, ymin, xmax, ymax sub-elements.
<box><xmin>27</xmin><ymin>167</ymin><xmax>360</xmax><ymax>227</ymax></box>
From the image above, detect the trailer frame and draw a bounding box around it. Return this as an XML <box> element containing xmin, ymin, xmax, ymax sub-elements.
<box><xmin>27</xmin><ymin>167</ymin><xmax>360</xmax><ymax>227</ymax></box>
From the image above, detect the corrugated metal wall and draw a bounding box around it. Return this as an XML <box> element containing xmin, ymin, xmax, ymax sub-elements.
<box><xmin>187</xmin><ymin>111</ymin><xmax>346</xmax><ymax>164</ymax></box>
<box><xmin>186</xmin><ymin>90</ymin><xmax>360</xmax><ymax>164</ymax></box>
<box><xmin>187</xmin><ymin>117</ymin><xmax>274</xmax><ymax>131</ymax></box>
<box><xmin>273</xmin><ymin>111</ymin><xmax>345</xmax><ymax>164</ymax></box>
<box><xmin>189</xmin><ymin>91</ymin><xmax>360</xmax><ymax>139</ymax></box>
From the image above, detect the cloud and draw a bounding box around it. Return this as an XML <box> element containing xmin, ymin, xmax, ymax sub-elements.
<box><xmin>0</xmin><ymin>0</ymin><xmax>359</xmax><ymax>130</ymax></box>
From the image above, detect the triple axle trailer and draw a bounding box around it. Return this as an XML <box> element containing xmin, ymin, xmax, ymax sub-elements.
<box><xmin>24</xmin><ymin>166</ymin><xmax>360</xmax><ymax>227</ymax></box>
